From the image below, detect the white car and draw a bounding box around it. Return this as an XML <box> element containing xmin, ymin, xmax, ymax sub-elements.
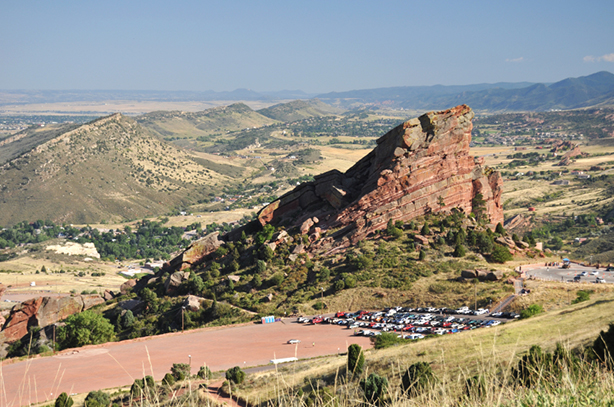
<box><xmin>475</xmin><ymin>308</ymin><xmax>489</xmax><ymax>315</ymax></box>
<box><xmin>404</xmin><ymin>333</ymin><xmax>425</xmax><ymax>340</ymax></box>
<box><xmin>591</xmin><ymin>271</ymin><xmax>599</xmax><ymax>276</ymax></box>
<box><xmin>287</xmin><ymin>339</ymin><xmax>301</xmax><ymax>344</ymax></box>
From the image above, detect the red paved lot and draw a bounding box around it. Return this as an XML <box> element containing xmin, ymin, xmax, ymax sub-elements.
<box><xmin>1</xmin><ymin>319</ymin><xmax>371</xmax><ymax>407</ymax></box>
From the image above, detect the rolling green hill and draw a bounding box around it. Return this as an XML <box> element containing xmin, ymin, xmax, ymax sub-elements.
<box><xmin>257</xmin><ymin>99</ymin><xmax>343</xmax><ymax>122</ymax></box>
<box><xmin>135</xmin><ymin>103</ymin><xmax>277</xmax><ymax>141</ymax></box>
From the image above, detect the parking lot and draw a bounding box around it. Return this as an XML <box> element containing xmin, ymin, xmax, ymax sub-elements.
<box><xmin>298</xmin><ymin>306</ymin><xmax>519</xmax><ymax>339</ymax></box>
<box><xmin>525</xmin><ymin>263</ymin><xmax>614</xmax><ymax>284</ymax></box>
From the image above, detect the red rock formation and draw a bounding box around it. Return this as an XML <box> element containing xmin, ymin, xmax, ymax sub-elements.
<box><xmin>168</xmin><ymin>232</ymin><xmax>223</xmax><ymax>271</ymax></box>
<box><xmin>0</xmin><ymin>295</ymin><xmax>104</xmax><ymax>343</ymax></box>
<box><xmin>257</xmin><ymin>105</ymin><xmax>503</xmax><ymax>252</ymax></box>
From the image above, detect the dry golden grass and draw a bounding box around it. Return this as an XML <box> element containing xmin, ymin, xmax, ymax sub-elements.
<box><xmin>237</xmin><ymin>291</ymin><xmax>614</xmax><ymax>405</ymax></box>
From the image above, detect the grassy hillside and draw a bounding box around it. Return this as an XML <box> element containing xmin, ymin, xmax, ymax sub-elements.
<box><xmin>257</xmin><ymin>99</ymin><xmax>343</xmax><ymax>122</ymax></box>
<box><xmin>0</xmin><ymin>114</ymin><xmax>229</xmax><ymax>225</ymax></box>
<box><xmin>136</xmin><ymin>103</ymin><xmax>277</xmax><ymax>142</ymax></box>
<box><xmin>234</xmin><ymin>291</ymin><xmax>614</xmax><ymax>406</ymax></box>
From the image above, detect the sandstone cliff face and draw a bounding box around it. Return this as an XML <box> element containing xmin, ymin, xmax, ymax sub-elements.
<box><xmin>0</xmin><ymin>295</ymin><xmax>104</xmax><ymax>343</ymax></box>
<box><xmin>258</xmin><ymin>105</ymin><xmax>503</xmax><ymax>252</ymax></box>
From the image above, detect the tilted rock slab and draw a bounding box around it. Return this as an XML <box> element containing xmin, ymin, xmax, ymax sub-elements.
<box><xmin>258</xmin><ymin>105</ymin><xmax>503</xmax><ymax>252</ymax></box>
<box><xmin>0</xmin><ymin>294</ymin><xmax>104</xmax><ymax>344</ymax></box>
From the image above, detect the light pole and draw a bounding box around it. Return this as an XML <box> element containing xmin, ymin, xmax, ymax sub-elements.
<box><xmin>182</xmin><ymin>306</ymin><xmax>186</xmax><ymax>332</ymax></box>
<box><xmin>189</xmin><ymin>354</ymin><xmax>192</xmax><ymax>367</ymax></box>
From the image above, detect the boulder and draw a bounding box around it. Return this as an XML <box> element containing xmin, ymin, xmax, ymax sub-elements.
<box><xmin>103</xmin><ymin>290</ymin><xmax>115</xmax><ymax>301</ymax></box>
<box><xmin>517</xmin><ymin>240</ymin><xmax>530</xmax><ymax>249</ymax></box>
<box><xmin>485</xmin><ymin>271</ymin><xmax>503</xmax><ymax>281</ymax></box>
<box><xmin>495</xmin><ymin>236</ymin><xmax>516</xmax><ymax>250</ymax></box>
<box><xmin>414</xmin><ymin>235</ymin><xmax>429</xmax><ymax>246</ymax></box>
<box><xmin>266</xmin><ymin>242</ymin><xmax>277</xmax><ymax>252</ymax></box>
<box><xmin>300</xmin><ymin>218</ymin><xmax>315</xmax><ymax>235</ymax></box>
<box><xmin>183</xmin><ymin>295</ymin><xmax>205</xmax><ymax>312</ymax></box>
<box><xmin>265</xmin><ymin>293</ymin><xmax>274</xmax><ymax>302</ymax></box>
<box><xmin>292</xmin><ymin>244</ymin><xmax>305</xmax><ymax>254</ymax></box>
<box><xmin>164</xmin><ymin>271</ymin><xmax>190</xmax><ymax>295</ymax></box>
<box><xmin>168</xmin><ymin>232</ymin><xmax>223</xmax><ymax>271</ymax></box>
<box><xmin>271</xmin><ymin>230</ymin><xmax>289</xmax><ymax>244</ymax></box>
<box><xmin>461</xmin><ymin>269</ymin><xmax>477</xmax><ymax>279</ymax></box>
<box><xmin>120</xmin><ymin>279</ymin><xmax>137</xmax><ymax>295</ymax></box>
<box><xmin>118</xmin><ymin>299</ymin><xmax>144</xmax><ymax>312</ymax></box>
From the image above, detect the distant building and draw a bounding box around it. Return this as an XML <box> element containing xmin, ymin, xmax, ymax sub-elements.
<box><xmin>552</xmin><ymin>180</ymin><xmax>570</xmax><ymax>185</ymax></box>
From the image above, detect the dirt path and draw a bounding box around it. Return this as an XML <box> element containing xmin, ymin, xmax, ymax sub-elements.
<box><xmin>204</xmin><ymin>380</ymin><xmax>243</xmax><ymax>407</ymax></box>
<box><xmin>0</xmin><ymin>319</ymin><xmax>371</xmax><ymax>407</ymax></box>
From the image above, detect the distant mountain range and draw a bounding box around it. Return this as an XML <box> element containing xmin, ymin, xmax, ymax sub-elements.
<box><xmin>1</xmin><ymin>71</ymin><xmax>613</xmax><ymax>112</ymax></box>
<box><xmin>316</xmin><ymin>71</ymin><xmax>614</xmax><ymax>112</ymax></box>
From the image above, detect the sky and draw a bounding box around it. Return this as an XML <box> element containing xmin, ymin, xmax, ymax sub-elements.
<box><xmin>1</xmin><ymin>1</ymin><xmax>613</xmax><ymax>93</ymax></box>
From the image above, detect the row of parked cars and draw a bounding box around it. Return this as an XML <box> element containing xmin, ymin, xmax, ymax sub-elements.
<box><xmin>297</xmin><ymin>306</ymin><xmax>520</xmax><ymax>339</ymax></box>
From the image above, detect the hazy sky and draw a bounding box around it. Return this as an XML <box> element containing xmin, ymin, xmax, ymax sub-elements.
<box><xmin>1</xmin><ymin>1</ymin><xmax>613</xmax><ymax>93</ymax></box>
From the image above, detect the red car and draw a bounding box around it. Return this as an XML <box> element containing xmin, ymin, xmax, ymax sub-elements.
<box><xmin>311</xmin><ymin>316</ymin><xmax>323</xmax><ymax>324</ymax></box>
<box><xmin>335</xmin><ymin>311</ymin><xmax>346</xmax><ymax>318</ymax></box>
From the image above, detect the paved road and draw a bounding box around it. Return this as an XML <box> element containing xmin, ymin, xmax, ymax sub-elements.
<box><xmin>523</xmin><ymin>263</ymin><xmax>613</xmax><ymax>284</ymax></box>
<box><xmin>1</xmin><ymin>319</ymin><xmax>371</xmax><ymax>407</ymax></box>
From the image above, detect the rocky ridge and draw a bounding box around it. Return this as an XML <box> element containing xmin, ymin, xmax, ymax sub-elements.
<box><xmin>164</xmin><ymin>105</ymin><xmax>503</xmax><ymax>271</ymax></box>
<box><xmin>256</xmin><ymin>104</ymin><xmax>502</xmax><ymax>253</ymax></box>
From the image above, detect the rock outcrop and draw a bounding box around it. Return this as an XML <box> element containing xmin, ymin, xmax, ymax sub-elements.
<box><xmin>0</xmin><ymin>294</ymin><xmax>104</xmax><ymax>343</ymax></box>
<box><xmin>168</xmin><ymin>232</ymin><xmax>223</xmax><ymax>271</ymax></box>
<box><xmin>257</xmin><ymin>105</ymin><xmax>502</xmax><ymax>253</ymax></box>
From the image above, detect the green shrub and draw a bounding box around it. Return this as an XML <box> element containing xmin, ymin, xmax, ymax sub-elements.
<box><xmin>255</xmin><ymin>224</ymin><xmax>275</xmax><ymax>245</ymax></box>
<box><xmin>418</xmin><ymin>250</ymin><xmax>426</xmax><ymax>261</ymax></box>
<box><xmin>270</xmin><ymin>273</ymin><xmax>284</xmax><ymax>287</ymax></box>
<box><xmin>347</xmin><ymin>344</ymin><xmax>365</xmax><ymax>376</ymax></box>
<box><xmin>361</xmin><ymin>373</ymin><xmax>388</xmax><ymax>404</ymax></box>
<box><xmin>401</xmin><ymin>362</ymin><xmax>435</xmax><ymax>397</ymax></box>
<box><xmin>84</xmin><ymin>390</ymin><xmax>110</xmax><ymax>407</ymax></box>
<box><xmin>420</xmin><ymin>223</ymin><xmax>430</xmax><ymax>235</ymax></box>
<box><xmin>373</xmin><ymin>332</ymin><xmax>405</xmax><ymax>349</ymax></box>
<box><xmin>592</xmin><ymin>323</ymin><xmax>614</xmax><ymax>367</ymax></box>
<box><xmin>121</xmin><ymin>310</ymin><xmax>135</xmax><ymax>329</ymax></box>
<box><xmin>495</xmin><ymin>223</ymin><xmax>506</xmax><ymax>235</ymax></box>
<box><xmin>464</xmin><ymin>375</ymin><xmax>486</xmax><ymax>400</ymax></box>
<box><xmin>57</xmin><ymin>311</ymin><xmax>115</xmax><ymax>349</ymax></box>
<box><xmin>225</xmin><ymin>366</ymin><xmax>245</xmax><ymax>384</ymax></box>
<box><xmin>171</xmin><ymin>363</ymin><xmax>191</xmax><ymax>380</ymax></box>
<box><xmin>198</xmin><ymin>365</ymin><xmax>212</xmax><ymax>379</ymax></box>
<box><xmin>453</xmin><ymin>243</ymin><xmax>466</xmax><ymax>258</ymax></box>
<box><xmin>572</xmin><ymin>290</ymin><xmax>592</xmax><ymax>304</ymax></box>
<box><xmin>55</xmin><ymin>393</ymin><xmax>73</xmax><ymax>407</ymax></box>
<box><xmin>512</xmin><ymin>345</ymin><xmax>553</xmax><ymax>387</ymax></box>
<box><xmin>162</xmin><ymin>372</ymin><xmax>176</xmax><ymax>386</ymax></box>
<box><xmin>256</xmin><ymin>260</ymin><xmax>267</xmax><ymax>273</ymax></box>
<box><xmin>520</xmin><ymin>304</ymin><xmax>544</xmax><ymax>319</ymax></box>
<box><xmin>344</xmin><ymin>276</ymin><xmax>357</xmax><ymax>289</ymax></box>
<box><xmin>490</xmin><ymin>244</ymin><xmax>513</xmax><ymax>263</ymax></box>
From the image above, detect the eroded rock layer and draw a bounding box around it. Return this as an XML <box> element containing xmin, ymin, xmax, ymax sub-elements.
<box><xmin>0</xmin><ymin>294</ymin><xmax>104</xmax><ymax>343</ymax></box>
<box><xmin>258</xmin><ymin>105</ymin><xmax>503</xmax><ymax>251</ymax></box>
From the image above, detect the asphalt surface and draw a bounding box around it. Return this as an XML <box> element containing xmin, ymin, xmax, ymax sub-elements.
<box><xmin>523</xmin><ymin>263</ymin><xmax>613</xmax><ymax>284</ymax></box>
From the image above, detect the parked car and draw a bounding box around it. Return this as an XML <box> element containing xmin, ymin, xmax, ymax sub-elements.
<box><xmin>287</xmin><ymin>339</ymin><xmax>301</xmax><ymax>344</ymax></box>
<box><xmin>596</xmin><ymin>277</ymin><xmax>606</xmax><ymax>283</ymax></box>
